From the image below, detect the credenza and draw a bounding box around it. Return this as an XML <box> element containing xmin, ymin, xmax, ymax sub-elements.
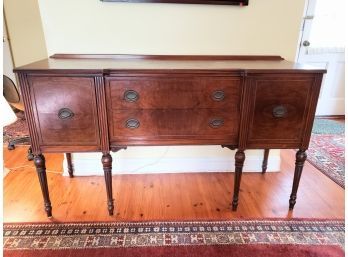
<box><xmin>14</xmin><ymin>54</ymin><xmax>326</xmax><ymax>217</ymax></box>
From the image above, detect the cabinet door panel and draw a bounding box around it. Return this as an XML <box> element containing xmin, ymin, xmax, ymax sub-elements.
<box><xmin>247</xmin><ymin>75</ymin><xmax>315</xmax><ymax>148</ymax></box>
<box><xmin>29</xmin><ymin>76</ymin><xmax>100</xmax><ymax>147</ymax></box>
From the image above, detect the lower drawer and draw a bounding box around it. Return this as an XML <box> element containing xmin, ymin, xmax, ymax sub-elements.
<box><xmin>110</xmin><ymin>109</ymin><xmax>239</xmax><ymax>145</ymax></box>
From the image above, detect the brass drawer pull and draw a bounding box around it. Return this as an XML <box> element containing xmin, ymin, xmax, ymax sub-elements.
<box><xmin>58</xmin><ymin>108</ymin><xmax>74</xmax><ymax>120</ymax></box>
<box><xmin>272</xmin><ymin>105</ymin><xmax>287</xmax><ymax>118</ymax></box>
<box><xmin>124</xmin><ymin>90</ymin><xmax>139</xmax><ymax>102</ymax></box>
<box><xmin>125</xmin><ymin>118</ymin><xmax>140</xmax><ymax>129</ymax></box>
<box><xmin>212</xmin><ymin>90</ymin><xmax>225</xmax><ymax>101</ymax></box>
<box><xmin>209</xmin><ymin>118</ymin><xmax>224</xmax><ymax>128</ymax></box>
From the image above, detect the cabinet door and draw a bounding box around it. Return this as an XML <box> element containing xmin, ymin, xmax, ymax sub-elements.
<box><xmin>28</xmin><ymin>76</ymin><xmax>100</xmax><ymax>149</ymax></box>
<box><xmin>246</xmin><ymin>75</ymin><xmax>317</xmax><ymax>148</ymax></box>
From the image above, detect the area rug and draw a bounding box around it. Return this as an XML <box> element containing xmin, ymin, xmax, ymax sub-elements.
<box><xmin>307</xmin><ymin>119</ymin><xmax>345</xmax><ymax>188</ymax></box>
<box><xmin>3</xmin><ymin>219</ymin><xmax>344</xmax><ymax>257</ymax></box>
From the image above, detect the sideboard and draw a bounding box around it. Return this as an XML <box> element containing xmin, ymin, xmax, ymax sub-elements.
<box><xmin>14</xmin><ymin>54</ymin><xmax>326</xmax><ymax>217</ymax></box>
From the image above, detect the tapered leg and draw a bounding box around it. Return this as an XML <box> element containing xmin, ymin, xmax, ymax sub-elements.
<box><xmin>289</xmin><ymin>150</ymin><xmax>307</xmax><ymax>210</ymax></box>
<box><xmin>262</xmin><ymin>149</ymin><xmax>270</xmax><ymax>173</ymax></box>
<box><xmin>102</xmin><ymin>153</ymin><xmax>114</xmax><ymax>215</ymax></box>
<box><xmin>33</xmin><ymin>154</ymin><xmax>52</xmax><ymax>217</ymax></box>
<box><xmin>66</xmin><ymin>153</ymin><xmax>74</xmax><ymax>178</ymax></box>
<box><xmin>232</xmin><ymin>150</ymin><xmax>246</xmax><ymax>211</ymax></box>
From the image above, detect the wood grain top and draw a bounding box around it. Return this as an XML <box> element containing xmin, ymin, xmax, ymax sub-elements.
<box><xmin>14</xmin><ymin>54</ymin><xmax>326</xmax><ymax>74</ymax></box>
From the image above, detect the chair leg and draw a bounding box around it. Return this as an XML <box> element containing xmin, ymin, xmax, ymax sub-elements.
<box><xmin>262</xmin><ymin>149</ymin><xmax>270</xmax><ymax>173</ymax></box>
<box><xmin>27</xmin><ymin>147</ymin><xmax>34</xmax><ymax>161</ymax></box>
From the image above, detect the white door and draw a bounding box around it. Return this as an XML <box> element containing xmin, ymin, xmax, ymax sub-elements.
<box><xmin>297</xmin><ymin>0</ymin><xmax>345</xmax><ymax>116</ymax></box>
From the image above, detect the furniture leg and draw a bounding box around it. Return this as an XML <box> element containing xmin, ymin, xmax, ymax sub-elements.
<box><xmin>27</xmin><ymin>147</ymin><xmax>34</xmax><ymax>161</ymax></box>
<box><xmin>289</xmin><ymin>150</ymin><xmax>307</xmax><ymax>210</ymax></box>
<box><xmin>232</xmin><ymin>150</ymin><xmax>246</xmax><ymax>211</ymax></box>
<box><xmin>262</xmin><ymin>149</ymin><xmax>270</xmax><ymax>173</ymax></box>
<box><xmin>102</xmin><ymin>153</ymin><xmax>114</xmax><ymax>215</ymax></box>
<box><xmin>66</xmin><ymin>153</ymin><xmax>74</xmax><ymax>177</ymax></box>
<box><xmin>33</xmin><ymin>154</ymin><xmax>52</xmax><ymax>217</ymax></box>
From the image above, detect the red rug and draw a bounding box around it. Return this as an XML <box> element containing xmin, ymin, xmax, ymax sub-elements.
<box><xmin>4</xmin><ymin>219</ymin><xmax>344</xmax><ymax>257</ymax></box>
<box><xmin>307</xmin><ymin>133</ymin><xmax>345</xmax><ymax>188</ymax></box>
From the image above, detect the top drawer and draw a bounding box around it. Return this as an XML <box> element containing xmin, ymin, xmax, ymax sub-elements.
<box><xmin>106</xmin><ymin>77</ymin><xmax>241</xmax><ymax>109</ymax></box>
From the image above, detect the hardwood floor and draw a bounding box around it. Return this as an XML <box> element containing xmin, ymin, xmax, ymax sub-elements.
<box><xmin>3</xmin><ymin>146</ymin><xmax>344</xmax><ymax>222</ymax></box>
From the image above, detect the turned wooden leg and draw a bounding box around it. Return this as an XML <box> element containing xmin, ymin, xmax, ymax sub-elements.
<box><xmin>33</xmin><ymin>154</ymin><xmax>52</xmax><ymax>217</ymax></box>
<box><xmin>232</xmin><ymin>150</ymin><xmax>246</xmax><ymax>211</ymax></box>
<box><xmin>262</xmin><ymin>149</ymin><xmax>270</xmax><ymax>173</ymax></box>
<box><xmin>102</xmin><ymin>153</ymin><xmax>114</xmax><ymax>215</ymax></box>
<box><xmin>289</xmin><ymin>150</ymin><xmax>307</xmax><ymax>210</ymax></box>
<box><xmin>66</xmin><ymin>153</ymin><xmax>74</xmax><ymax>178</ymax></box>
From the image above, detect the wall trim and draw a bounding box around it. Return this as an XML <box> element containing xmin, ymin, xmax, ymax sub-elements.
<box><xmin>63</xmin><ymin>154</ymin><xmax>281</xmax><ymax>176</ymax></box>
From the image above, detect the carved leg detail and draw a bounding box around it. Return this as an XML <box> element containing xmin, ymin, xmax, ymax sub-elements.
<box><xmin>289</xmin><ymin>150</ymin><xmax>307</xmax><ymax>210</ymax></box>
<box><xmin>27</xmin><ymin>147</ymin><xmax>34</xmax><ymax>161</ymax></box>
<box><xmin>66</xmin><ymin>153</ymin><xmax>74</xmax><ymax>178</ymax></box>
<box><xmin>102</xmin><ymin>153</ymin><xmax>114</xmax><ymax>216</ymax></box>
<box><xmin>262</xmin><ymin>149</ymin><xmax>270</xmax><ymax>173</ymax></box>
<box><xmin>232</xmin><ymin>150</ymin><xmax>246</xmax><ymax>211</ymax></box>
<box><xmin>33</xmin><ymin>154</ymin><xmax>52</xmax><ymax>217</ymax></box>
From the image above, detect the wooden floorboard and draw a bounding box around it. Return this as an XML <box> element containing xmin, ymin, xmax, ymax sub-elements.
<box><xmin>3</xmin><ymin>146</ymin><xmax>344</xmax><ymax>222</ymax></box>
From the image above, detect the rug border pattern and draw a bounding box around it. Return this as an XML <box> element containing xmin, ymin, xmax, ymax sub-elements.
<box><xmin>4</xmin><ymin>220</ymin><xmax>344</xmax><ymax>250</ymax></box>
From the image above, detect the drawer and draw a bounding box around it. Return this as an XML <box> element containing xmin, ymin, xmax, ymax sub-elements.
<box><xmin>110</xmin><ymin>109</ymin><xmax>239</xmax><ymax>145</ymax></box>
<box><xmin>106</xmin><ymin>77</ymin><xmax>241</xmax><ymax>109</ymax></box>
<box><xmin>28</xmin><ymin>76</ymin><xmax>100</xmax><ymax>147</ymax></box>
<box><xmin>247</xmin><ymin>75</ymin><xmax>315</xmax><ymax>148</ymax></box>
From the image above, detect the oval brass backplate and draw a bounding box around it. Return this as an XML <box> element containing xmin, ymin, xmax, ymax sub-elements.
<box><xmin>212</xmin><ymin>90</ymin><xmax>225</xmax><ymax>101</ymax></box>
<box><xmin>58</xmin><ymin>108</ymin><xmax>74</xmax><ymax>120</ymax></box>
<box><xmin>272</xmin><ymin>105</ymin><xmax>287</xmax><ymax>118</ymax></box>
<box><xmin>124</xmin><ymin>90</ymin><xmax>139</xmax><ymax>102</ymax></box>
<box><xmin>125</xmin><ymin>118</ymin><xmax>140</xmax><ymax>129</ymax></box>
<box><xmin>209</xmin><ymin>118</ymin><xmax>224</xmax><ymax>128</ymax></box>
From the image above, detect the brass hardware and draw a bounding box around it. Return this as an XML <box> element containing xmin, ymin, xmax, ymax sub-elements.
<box><xmin>212</xmin><ymin>90</ymin><xmax>225</xmax><ymax>101</ymax></box>
<box><xmin>272</xmin><ymin>105</ymin><xmax>287</xmax><ymax>118</ymax></box>
<box><xmin>209</xmin><ymin>118</ymin><xmax>224</xmax><ymax>128</ymax></box>
<box><xmin>58</xmin><ymin>108</ymin><xmax>74</xmax><ymax>120</ymax></box>
<box><xmin>124</xmin><ymin>90</ymin><xmax>139</xmax><ymax>102</ymax></box>
<box><xmin>125</xmin><ymin>118</ymin><xmax>140</xmax><ymax>129</ymax></box>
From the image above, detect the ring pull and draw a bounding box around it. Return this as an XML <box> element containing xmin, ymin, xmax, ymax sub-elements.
<box><xmin>209</xmin><ymin>118</ymin><xmax>224</xmax><ymax>128</ymax></box>
<box><xmin>212</xmin><ymin>90</ymin><xmax>225</xmax><ymax>101</ymax></box>
<box><xmin>272</xmin><ymin>105</ymin><xmax>287</xmax><ymax>118</ymax></box>
<box><xmin>58</xmin><ymin>108</ymin><xmax>74</xmax><ymax>120</ymax></box>
<box><xmin>124</xmin><ymin>90</ymin><xmax>139</xmax><ymax>102</ymax></box>
<box><xmin>125</xmin><ymin>118</ymin><xmax>140</xmax><ymax>129</ymax></box>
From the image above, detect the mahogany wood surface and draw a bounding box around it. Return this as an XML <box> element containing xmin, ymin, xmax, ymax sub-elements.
<box><xmin>3</xmin><ymin>147</ymin><xmax>344</xmax><ymax>222</ymax></box>
<box><xmin>14</xmin><ymin>54</ymin><xmax>326</xmax><ymax>217</ymax></box>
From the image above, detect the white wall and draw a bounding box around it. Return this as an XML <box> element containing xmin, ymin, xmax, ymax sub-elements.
<box><xmin>4</xmin><ymin>0</ymin><xmax>48</xmax><ymax>67</ymax></box>
<box><xmin>36</xmin><ymin>0</ymin><xmax>305</xmax><ymax>174</ymax></box>
<box><xmin>38</xmin><ymin>0</ymin><xmax>305</xmax><ymax>61</ymax></box>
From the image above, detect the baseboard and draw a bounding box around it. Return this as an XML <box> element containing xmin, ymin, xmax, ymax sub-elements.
<box><xmin>63</xmin><ymin>154</ymin><xmax>281</xmax><ymax>176</ymax></box>
<box><xmin>315</xmin><ymin>115</ymin><xmax>345</xmax><ymax>120</ymax></box>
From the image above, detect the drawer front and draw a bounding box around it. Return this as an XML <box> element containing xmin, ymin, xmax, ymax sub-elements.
<box><xmin>110</xmin><ymin>109</ymin><xmax>239</xmax><ymax>145</ymax></box>
<box><xmin>29</xmin><ymin>76</ymin><xmax>100</xmax><ymax>147</ymax></box>
<box><xmin>107</xmin><ymin>77</ymin><xmax>241</xmax><ymax>109</ymax></box>
<box><xmin>247</xmin><ymin>75</ymin><xmax>315</xmax><ymax>147</ymax></box>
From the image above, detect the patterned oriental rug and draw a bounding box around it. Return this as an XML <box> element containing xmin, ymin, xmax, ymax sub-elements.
<box><xmin>3</xmin><ymin>219</ymin><xmax>344</xmax><ymax>257</ymax></box>
<box><xmin>307</xmin><ymin>119</ymin><xmax>345</xmax><ymax>188</ymax></box>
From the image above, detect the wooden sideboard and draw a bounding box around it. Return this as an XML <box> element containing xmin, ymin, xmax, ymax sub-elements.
<box><xmin>14</xmin><ymin>54</ymin><xmax>326</xmax><ymax>217</ymax></box>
